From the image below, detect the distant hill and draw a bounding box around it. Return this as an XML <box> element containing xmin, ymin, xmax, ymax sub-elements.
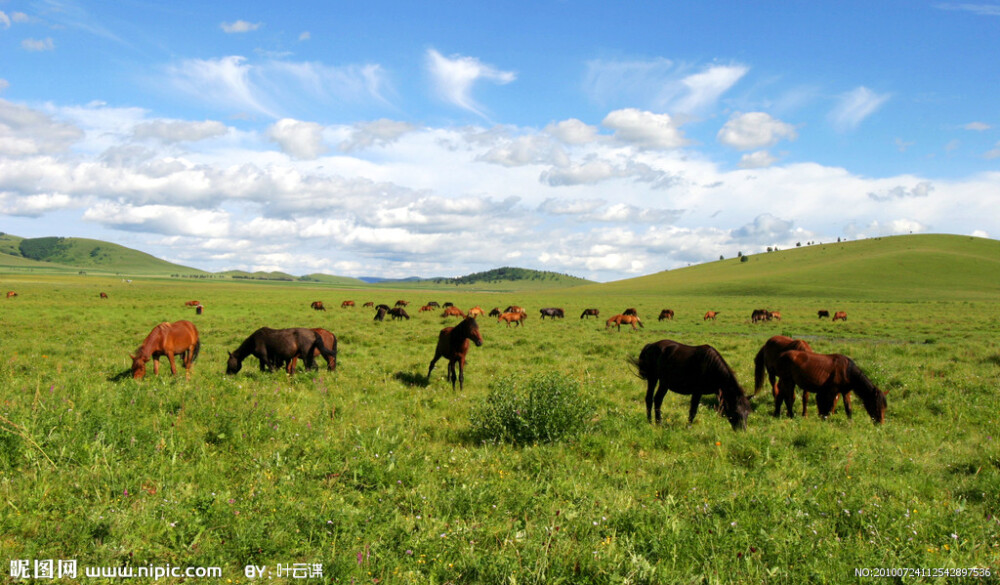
<box><xmin>592</xmin><ymin>234</ymin><xmax>1000</xmax><ymax>301</ymax></box>
<box><xmin>0</xmin><ymin>235</ymin><xmax>208</xmax><ymax>276</ymax></box>
<box><xmin>425</xmin><ymin>266</ymin><xmax>593</xmax><ymax>287</ymax></box>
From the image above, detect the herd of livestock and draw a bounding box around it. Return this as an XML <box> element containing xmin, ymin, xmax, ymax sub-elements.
<box><xmin>111</xmin><ymin>293</ymin><xmax>880</xmax><ymax>431</ymax></box>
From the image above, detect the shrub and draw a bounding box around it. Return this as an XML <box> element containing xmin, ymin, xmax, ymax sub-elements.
<box><xmin>469</xmin><ymin>373</ymin><xmax>592</xmax><ymax>445</ymax></box>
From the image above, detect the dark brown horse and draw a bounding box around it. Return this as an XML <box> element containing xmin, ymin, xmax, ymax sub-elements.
<box><xmin>389</xmin><ymin>307</ymin><xmax>410</xmax><ymax>320</ymax></box>
<box><xmin>753</xmin><ymin>335</ymin><xmax>816</xmax><ymax>416</ymax></box>
<box><xmin>630</xmin><ymin>339</ymin><xmax>751</xmax><ymax>430</ymax></box>
<box><xmin>658</xmin><ymin>309</ymin><xmax>674</xmax><ymax>321</ymax></box>
<box><xmin>311</xmin><ymin>301</ymin><xmax>326</xmax><ymax>311</ymax></box>
<box><xmin>99</xmin><ymin>292</ymin><xmax>108</xmax><ymax>299</ymax></box>
<box><xmin>427</xmin><ymin>317</ymin><xmax>483</xmax><ymax>390</ymax></box>
<box><xmin>374</xmin><ymin>306</ymin><xmax>388</xmax><ymax>321</ymax></box>
<box><xmin>774</xmin><ymin>350</ymin><xmax>886</xmax><ymax>424</ymax></box>
<box><xmin>131</xmin><ymin>320</ymin><xmax>200</xmax><ymax>380</ymax></box>
<box><xmin>226</xmin><ymin>327</ymin><xmax>336</xmax><ymax>375</ymax></box>
<box><xmin>623</xmin><ymin>307</ymin><xmax>638</xmax><ymax>316</ymax></box>
<box><xmin>580</xmin><ymin>308</ymin><xmax>600</xmax><ymax>319</ymax></box>
<box><xmin>818</xmin><ymin>310</ymin><xmax>830</xmax><ymax>319</ymax></box>
<box><xmin>284</xmin><ymin>328</ymin><xmax>338</xmax><ymax>372</ymax></box>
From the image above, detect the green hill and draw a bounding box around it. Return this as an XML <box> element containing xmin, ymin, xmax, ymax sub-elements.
<box><xmin>591</xmin><ymin>234</ymin><xmax>1000</xmax><ymax>301</ymax></box>
<box><xmin>0</xmin><ymin>235</ymin><xmax>208</xmax><ymax>276</ymax></box>
<box><xmin>421</xmin><ymin>266</ymin><xmax>593</xmax><ymax>288</ymax></box>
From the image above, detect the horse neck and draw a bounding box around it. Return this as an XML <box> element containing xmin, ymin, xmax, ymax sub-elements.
<box><xmin>453</xmin><ymin>319</ymin><xmax>478</xmax><ymax>342</ymax></box>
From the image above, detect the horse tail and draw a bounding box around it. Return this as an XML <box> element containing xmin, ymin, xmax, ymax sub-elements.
<box><xmin>627</xmin><ymin>345</ymin><xmax>654</xmax><ymax>381</ymax></box>
<box><xmin>752</xmin><ymin>346</ymin><xmax>767</xmax><ymax>397</ymax></box>
<box><xmin>191</xmin><ymin>338</ymin><xmax>201</xmax><ymax>363</ymax></box>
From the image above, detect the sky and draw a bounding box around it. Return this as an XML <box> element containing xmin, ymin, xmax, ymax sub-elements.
<box><xmin>0</xmin><ymin>1</ymin><xmax>998</xmax><ymax>282</ymax></box>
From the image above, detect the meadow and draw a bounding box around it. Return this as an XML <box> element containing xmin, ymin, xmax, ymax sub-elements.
<box><xmin>0</xmin><ymin>246</ymin><xmax>998</xmax><ymax>583</ymax></box>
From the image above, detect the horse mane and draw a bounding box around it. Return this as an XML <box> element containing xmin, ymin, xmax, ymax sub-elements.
<box><xmin>702</xmin><ymin>347</ymin><xmax>742</xmax><ymax>393</ymax></box>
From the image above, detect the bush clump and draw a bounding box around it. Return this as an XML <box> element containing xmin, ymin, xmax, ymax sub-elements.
<box><xmin>469</xmin><ymin>373</ymin><xmax>592</xmax><ymax>445</ymax></box>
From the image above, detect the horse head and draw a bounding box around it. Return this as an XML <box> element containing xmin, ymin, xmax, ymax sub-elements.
<box><xmin>130</xmin><ymin>354</ymin><xmax>147</xmax><ymax>380</ymax></box>
<box><xmin>225</xmin><ymin>351</ymin><xmax>242</xmax><ymax>375</ymax></box>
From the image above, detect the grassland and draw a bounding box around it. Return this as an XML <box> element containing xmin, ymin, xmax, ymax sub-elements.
<box><xmin>0</xmin><ymin>235</ymin><xmax>998</xmax><ymax>584</ymax></box>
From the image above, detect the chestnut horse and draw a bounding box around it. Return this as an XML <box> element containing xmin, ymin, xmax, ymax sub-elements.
<box><xmin>341</xmin><ymin>300</ymin><xmax>355</xmax><ymax>309</ymax></box>
<box><xmin>704</xmin><ymin>311</ymin><xmax>719</xmax><ymax>321</ymax></box>
<box><xmin>498</xmin><ymin>312</ymin><xmax>527</xmax><ymax>327</ymax></box>
<box><xmin>99</xmin><ymin>292</ymin><xmax>108</xmax><ymax>299</ymax></box>
<box><xmin>226</xmin><ymin>327</ymin><xmax>336</xmax><ymax>375</ymax></box>
<box><xmin>130</xmin><ymin>320</ymin><xmax>200</xmax><ymax>380</ymax></box>
<box><xmin>185</xmin><ymin>300</ymin><xmax>200</xmax><ymax>307</ymax></box>
<box><xmin>427</xmin><ymin>317</ymin><xmax>483</xmax><ymax>390</ymax></box>
<box><xmin>468</xmin><ymin>306</ymin><xmax>486</xmax><ymax>318</ymax></box>
<box><xmin>442</xmin><ymin>306</ymin><xmax>465</xmax><ymax>318</ymax></box>
<box><xmin>754</xmin><ymin>335</ymin><xmax>816</xmax><ymax>415</ymax></box>
<box><xmin>6</xmin><ymin>291</ymin><xmax>17</xmax><ymax>298</ymax></box>
<box><xmin>832</xmin><ymin>311</ymin><xmax>847</xmax><ymax>321</ymax></box>
<box><xmin>606</xmin><ymin>314</ymin><xmax>642</xmax><ymax>331</ymax></box>
<box><xmin>629</xmin><ymin>339</ymin><xmax>751</xmax><ymax>430</ymax></box>
<box><xmin>774</xmin><ymin>350</ymin><xmax>886</xmax><ymax>424</ymax></box>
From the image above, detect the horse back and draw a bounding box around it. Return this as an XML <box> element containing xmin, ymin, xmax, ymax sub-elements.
<box><xmin>777</xmin><ymin>350</ymin><xmax>842</xmax><ymax>390</ymax></box>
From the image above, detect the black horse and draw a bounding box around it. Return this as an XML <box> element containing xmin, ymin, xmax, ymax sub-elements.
<box><xmin>226</xmin><ymin>327</ymin><xmax>337</xmax><ymax>375</ymax></box>
<box><xmin>539</xmin><ymin>307</ymin><xmax>565</xmax><ymax>319</ymax></box>
<box><xmin>629</xmin><ymin>339</ymin><xmax>751</xmax><ymax>430</ymax></box>
<box><xmin>374</xmin><ymin>307</ymin><xmax>388</xmax><ymax>321</ymax></box>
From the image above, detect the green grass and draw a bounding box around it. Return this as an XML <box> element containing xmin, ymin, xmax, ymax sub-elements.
<box><xmin>0</xmin><ymin>237</ymin><xmax>998</xmax><ymax>584</ymax></box>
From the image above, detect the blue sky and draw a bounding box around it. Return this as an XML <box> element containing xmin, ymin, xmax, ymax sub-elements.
<box><xmin>1</xmin><ymin>1</ymin><xmax>998</xmax><ymax>281</ymax></box>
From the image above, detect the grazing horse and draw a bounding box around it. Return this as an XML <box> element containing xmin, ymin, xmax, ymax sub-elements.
<box><xmin>389</xmin><ymin>307</ymin><xmax>410</xmax><ymax>320</ymax></box>
<box><xmin>504</xmin><ymin>305</ymin><xmax>526</xmax><ymax>314</ymax></box>
<box><xmin>375</xmin><ymin>304</ymin><xmax>391</xmax><ymax>312</ymax></box>
<box><xmin>419</xmin><ymin>305</ymin><xmax>435</xmax><ymax>312</ymax></box>
<box><xmin>539</xmin><ymin>307</ymin><xmax>565</xmax><ymax>319</ymax></box>
<box><xmin>580</xmin><ymin>308</ymin><xmax>600</xmax><ymax>319</ymax></box>
<box><xmin>629</xmin><ymin>339</ymin><xmax>751</xmax><ymax>430</ymax></box>
<box><xmin>226</xmin><ymin>327</ymin><xmax>336</xmax><ymax>375</ymax></box>
<box><xmin>341</xmin><ymin>300</ymin><xmax>355</xmax><ymax>309</ymax></box>
<box><xmin>774</xmin><ymin>350</ymin><xmax>886</xmax><ymax>424</ymax></box>
<box><xmin>606</xmin><ymin>314</ymin><xmax>643</xmax><ymax>331</ymax></box>
<box><xmin>427</xmin><ymin>317</ymin><xmax>483</xmax><ymax>390</ymax></box>
<box><xmin>442</xmin><ymin>306</ymin><xmax>466</xmax><ymax>318</ymax></box>
<box><xmin>769</xmin><ymin>311</ymin><xmax>782</xmax><ymax>321</ymax></box>
<box><xmin>185</xmin><ymin>300</ymin><xmax>200</xmax><ymax>307</ymax></box>
<box><xmin>311</xmin><ymin>301</ymin><xmax>326</xmax><ymax>311</ymax></box>
<box><xmin>498</xmin><ymin>312</ymin><xmax>527</xmax><ymax>327</ymax></box>
<box><xmin>374</xmin><ymin>306</ymin><xmax>388</xmax><ymax>321</ymax></box>
<box><xmin>363</xmin><ymin>301</ymin><xmax>375</xmax><ymax>308</ymax></box>
<box><xmin>832</xmin><ymin>311</ymin><xmax>848</xmax><ymax>322</ymax></box>
<box><xmin>130</xmin><ymin>320</ymin><xmax>200</xmax><ymax>380</ymax></box>
<box><xmin>6</xmin><ymin>291</ymin><xmax>17</xmax><ymax>298</ymax></box>
<box><xmin>285</xmin><ymin>328</ymin><xmax>338</xmax><ymax>372</ymax></box>
<box><xmin>818</xmin><ymin>310</ymin><xmax>830</xmax><ymax>319</ymax></box>
<box><xmin>426</xmin><ymin>301</ymin><xmax>440</xmax><ymax>308</ymax></box>
<box><xmin>395</xmin><ymin>300</ymin><xmax>409</xmax><ymax>307</ymax></box>
<box><xmin>658</xmin><ymin>309</ymin><xmax>674</xmax><ymax>321</ymax></box>
<box><xmin>704</xmin><ymin>311</ymin><xmax>720</xmax><ymax>321</ymax></box>
<box><xmin>489</xmin><ymin>307</ymin><xmax>502</xmax><ymax>317</ymax></box>
<box><xmin>753</xmin><ymin>335</ymin><xmax>816</xmax><ymax>415</ymax></box>
<box><xmin>751</xmin><ymin>309</ymin><xmax>771</xmax><ymax>323</ymax></box>
<box><xmin>467</xmin><ymin>306</ymin><xmax>485</xmax><ymax>318</ymax></box>
<box><xmin>99</xmin><ymin>292</ymin><xmax>108</xmax><ymax>299</ymax></box>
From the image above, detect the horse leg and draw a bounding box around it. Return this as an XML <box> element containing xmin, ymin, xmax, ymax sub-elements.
<box><xmin>644</xmin><ymin>379</ymin><xmax>657</xmax><ymax>423</ymax></box>
<box><xmin>776</xmin><ymin>379</ymin><xmax>795</xmax><ymax>418</ymax></box>
<box><xmin>153</xmin><ymin>357</ymin><xmax>161</xmax><ymax>376</ymax></box>
<box><xmin>842</xmin><ymin>392</ymin><xmax>853</xmax><ymax>419</ymax></box>
<box><xmin>458</xmin><ymin>357</ymin><xmax>466</xmax><ymax>390</ymax></box>
<box><xmin>427</xmin><ymin>353</ymin><xmax>441</xmax><ymax>383</ymax></box>
<box><xmin>687</xmin><ymin>393</ymin><xmax>701</xmax><ymax>425</ymax></box>
<box><xmin>801</xmin><ymin>390</ymin><xmax>810</xmax><ymax>417</ymax></box>
<box><xmin>167</xmin><ymin>352</ymin><xmax>178</xmax><ymax>376</ymax></box>
<box><xmin>447</xmin><ymin>360</ymin><xmax>457</xmax><ymax>391</ymax></box>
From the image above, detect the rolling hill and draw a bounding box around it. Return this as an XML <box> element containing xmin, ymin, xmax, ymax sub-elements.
<box><xmin>590</xmin><ymin>234</ymin><xmax>1000</xmax><ymax>301</ymax></box>
<box><xmin>0</xmin><ymin>235</ymin><xmax>208</xmax><ymax>276</ymax></box>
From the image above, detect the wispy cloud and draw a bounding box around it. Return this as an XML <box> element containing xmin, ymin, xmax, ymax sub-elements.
<box><xmin>829</xmin><ymin>86</ymin><xmax>890</xmax><ymax>131</ymax></box>
<box><xmin>426</xmin><ymin>49</ymin><xmax>515</xmax><ymax>119</ymax></box>
<box><xmin>964</xmin><ymin>121</ymin><xmax>991</xmax><ymax>131</ymax></box>
<box><xmin>22</xmin><ymin>38</ymin><xmax>55</xmax><ymax>52</ymax></box>
<box><xmin>221</xmin><ymin>20</ymin><xmax>262</xmax><ymax>33</ymax></box>
<box><xmin>584</xmin><ymin>58</ymin><xmax>747</xmax><ymax>114</ymax></box>
<box><xmin>935</xmin><ymin>3</ymin><xmax>1000</xmax><ymax>16</ymax></box>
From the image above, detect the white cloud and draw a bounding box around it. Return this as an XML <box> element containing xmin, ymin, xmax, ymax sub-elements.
<box><xmin>868</xmin><ymin>181</ymin><xmax>934</xmax><ymax>202</ymax></box>
<box><xmin>674</xmin><ymin>64</ymin><xmax>749</xmax><ymax>113</ymax></box>
<box><xmin>584</xmin><ymin>59</ymin><xmax>747</xmax><ymax>115</ymax></box>
<box><xmin>0</xmin><ymin>191</ymin><xmax>75</xmax><ymax>216</ymax></box>
<box><xmin>339</xmin><ymin>119</ymin><xmax>417</xmax><ymax>152</ymax></box>
<box><xmin>602</xmin><ymin>108</ymin><xmax>687</xmax><ymax>149</ymax></box>
<box><xmin>0</xmin><ymin>79</ymin><xmax>9</xmax><ymax>93</ymax></box>
<box><xmin>299</xmin><ymin>31</ymin><xmax>311</xmax><ymax>41</ymax></box>
<box><xmin>221</xmin><ymin>20</ymin><xmax>262</xmax><ymax>33</ymax></box>
<box><xmin>738</xmin><ymin>151</ymin><xmax>778</xmax><ymax>169</ymax></box>
<box><xmin>935</xmin><ymin>3</ymin><xmax>1000</xmax><ymax>16</ymax></box>
<box><xmin>0</xmin><ymin>11</ymin><xmax>10</xmax><ymax>28</ymax></box>
<box><xmin>82</xmin><ymin>201</ymin><xmax>231</xmax><ymax>237</ymax></box>
<box><xmin>829</xmin><ymin>86</ymin><xmax>890</xmax><ymax>131</ymax></box>
<box><xmin>732</xmin><ymin>213</ymin><xmax>795</xmax><ymax>243</ymax></box>
<box><xmin>132</xmin><ymin>120</ymin><xmax>229</xmax><ymax>143</ymax></box>
<box><xmin>718</xmin><ymin>112</ymin><xmax>797</xmax><ymax>150</ymax></box>
<box><xmin>426</xmin><ymin>48</ymin><xmax>515</xmax><ymax>118</ymax></box>
<box><xmin>544</xmin><ymin>119</ymin><xmax>600</xmax><ymax>145</ymax></box>
<box><xmin>166</xmin><ymin>56</ymin><xmax>278</xmax><ymax>118</ymax></box>
<box><xmin>985</xmin><ymin>142</ymin><xmax>1000</xmax><ymax>160</ymax></box>
<box><xmin>0</xmin><ymin>99</ymin><xmax>84</xmax><ymax>155</ymax></box>
<box><xmin>267</xmin><ymin>118</ymin><xmax>329</xmax><ymax>159</ymax></box>
<box><xmin>22</xmin><ymin>37</ymin><xmax>55</xmax><ymax>51</ymax></box>
<box><xmin>964</xmin><ymin>121</ymin><xmax>991</xmax><ymax>131</ymax></box>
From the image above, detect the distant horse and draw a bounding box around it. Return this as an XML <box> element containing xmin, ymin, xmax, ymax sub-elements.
<box><xmin>6</xmin><ymin>291</ymin><xmax>16</xmax><ymax>299</ymax></box>
<box><xmin>226</xmin><ymin>327</ymin><xmax>336</xmax><ymax>375</ymax></box>
<box><xmin>442</xmin><ymin>306</ymin><xmax>466</xmax><ymax>318</ymax></box>
<box><xmin>504</xmin><ymin>305</ymin><xmax>526</xmax><ymax>314</ymax></box>
<box><xmin>195</xmin><ymin>304</ymin><xmax>204</xmax><ymax>315</ymax></box>
<box><xmin>606</xmin><ymin>314</ymin><xmax>643</xmax><ymax>331</ymax></box>
<box><xmin>130</xmin><ymin>320</ymin><xmax>200</xmax><ymax>380</ymax></box>
<box><xmin>489</xmin><ymin>307</ymin><xmax>502</xmax><ymax>317</ymax></box>
<box><xmin>427</xmin><ymin>317</ymin><xmax>483</xmax><ymax>390</ymax></box>
<box><xmin>658</xmin><ymin>309</ymin><xmax>674</xmax><ymax>321</ymax></box>
<box><xmin>426</xmin><ymin>301</ymin><xmax>440</xmax><ymax>308</ymax></box>
<box><xmin>376</xmin><ymin>304</ymin><xmax>391</xmax><ymax>312</ymax></box>
<box><xmin>818</xmin><ymin>310</ymin><xmax>830</xmax><ymax>319</ymax></box>
<box><xmin>751</xmin><ymin>309</ymin><xmax>771</xmax><ymax>323</ymax></box>
<box><xmin>704</xmin><ymin>311</ymin><xmax>720</xmax><ymax>321</ymax></box>
<box><xmin>99</xmin><ymin>292</ymin><xmax>108</xmax><ymax>299</ymax></box>
<box><xmin>832</xmin><ymin>311</ymin><xmax>848</xmax><ymax>322</ymax></box>
<box><xmin>753</xmin><ymin>335</ymin><xmax>816</xmax><ymax>415</ymax></box>
<box><xmin>419</xmin><ymin>305</ymin><xmax>435</xmax><ymax>312</ymax></box>
<box><xmin>341</xmin><ymin>300</ymin><xmax>355</xmax><ymax>309</ymax></box>
<box><xmin>539</xmin><ymin>307</ymin><xmax>565</xmax><ymax>319</ymax></box>
<box><xmin>467</xmin><ymin>306</ymin><xmax>485</xmax><ymax>318</ymax></box>
<box><xmin>774</xmin><ymin>350</ymin><xmax>886</xmax><ymax>424</ymax></box>
<box><xmin>374</xmin><ymin>307</ymin><xmax>388</xmax><ymax>321</ymax></box>
<box><xmin>443</xmin><ymin>302</ymin><xmax>455</xmax><ymax>308</ymax></box>
<box><xmin>185</xmin><ymin>300</ymin><xmax>200</xmax><ymax>307</ymax></box>
<box><xmin>311</xmin><ymin>301</ymin><xmax>326</xmax><ymax>311</ymax></box>
<box><xmin>580</xmin><ymin>308</ymin><xmax>600</xmax><ymax>319</ymax></box>
<box><xmin>623</xmin><ymin>308</ymin><xmax>638</xmax><ymax>316</ymax></box>
<box><xmin>498</xmin><ymin>312</ymin><xmax>527</xmax><ymax>327</ymax></box>
<box><xmin>395</xmin><ymin>300</ymin><xmax>409</xmax><ymax>307</ymax></box>
<box><xmin>769</xmin><ymin>311</ymin><xmax>782</xmax><ymax>321</ymax></box>
<box><xmin>389</xmin><ymin>307</ymin><xmax>410</xmax><ymax>320</ymax></box>
<box><xmin>629</xmin><ymin>339</ymin><xmax>751</xmax><ymax>430</ymax></box>
<box><xmin>363</xmin><ymin>301</ymin><xmax>375</xmax><ymax>308</ymax></box>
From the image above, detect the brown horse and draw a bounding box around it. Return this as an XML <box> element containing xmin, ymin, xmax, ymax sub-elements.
<box><xmin>6</xmin><ymin>291</ymin><xmax>17</xmax><ymax>298</ymax></box>
<box><xmin>629</xmin><ymin>339</ymin><xmax>751</xmax><ymax>430</ymax></box>
<box><xmin>580</xmin><ymin>308</ymin><xmax>600</xmax><ymax>319</ymax></box>
<box><xmin>832</xmin><ymin>311</ymin><xmax>848</xmax><ymax>321</ymax></box>
<box><xmin>99</xmin><ymin>292</ymin><xmax>108</xmax><ymax>299</ymax></box>
<box><xmin>285</xmin><ymin>328</ymin><xmax>338</xmax><ymax>372</ymax></box>
<box><xmin>769</xmin><ymin>311</ymin><xmax>782</xmax><ymax>321</ymax></box>
<box><xmin>388</xmin><ymin>307</ymin><xmax>410</xmax><ymax>320</ymax></box>
<box><xmin>395</xmin><ymin>300</ymin><xmax>409</xmax><ymax>307</ymax></box>
<box><xmin>311</xmin><ymin>301</ymin><xmax>326</xmax><ymax>311</ymax></box>
<box><xmin>442</xmin><ymin>306</ymin><xmax>465</xmax><ymax>318</ymax></box>
<box><xmin>753</xmin><ymin>335</ymin><xmax>817</xmax><ymax>416</ymax></box>
<box><xmin>130</xmin><ymin>320</ymin><xmax>200</xmax><ymax>380</ymax></box>
<box><xmin>419</xmin><ymin>305</ymin><xmax>435</xmax><ymax>312</ymax></box>
<box><xmin>467</xmin><ymin>306</ymin><xmax>485</xmax><ymax>318</ymax></box>
<box><xmin>623</xmin><ymin>308</ymin><xmax>638</xmax><ymax>316</ymax></box>
<box><xmin>185</xmin><ymin>300</ymin><xmax>200</xmax><ymax>307</ymax></box>
<box><xmin>226</xmin><ymin>327</ymin><xmax>336</xmax><ymax>375</ymax></box>
<box><xmin>341</xmin><ymin>300</ymin><xmax>355</xmax><ymax>309</ymax></box>
<box><xmin>704</xmin><ymin>311</ymin><xmax>719</xmax><ymax>321</ymax></box>
<box><xmin>606</xmin><ymin>314</ymin><xmax>642</xmax><ymax>331</ymax></box>
<box><xmin>363</xmin><ymin>301</ymin><xmax>375</xmax><ymax>308</ymax></box>
<box><xmin>498</xmin><ymin>312</ymin><xmax>527</xmax><ymax>327</ymax></box>
<box><xmin>818</xmin><ymin>310</ymin><xmax>830</xmax><ymax>319</ymax></box>
<box><xmin>658</xmin><ymin>309</ymin><xmax>674</xmax><ymax>321</ymax></box>
<box><xmin>504</xmin><ymin>305</ymin><xmax>526</xmax><ymax>314</ymax></box>
<box><xmin>427</xmin><ymin>317</ymin><xmax>483</xmax><ymax>390</ymax></box>
<box><xmin>774</xmin><ymin>350</ymin><xmax>886</xmax><ymax>424</ymax></box>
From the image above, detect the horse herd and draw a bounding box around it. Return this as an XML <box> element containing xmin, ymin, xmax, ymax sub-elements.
<box><xmin>125</xmin><ymin>300</ymin><xmax>882</xmax><ymax>431</ymax></box>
